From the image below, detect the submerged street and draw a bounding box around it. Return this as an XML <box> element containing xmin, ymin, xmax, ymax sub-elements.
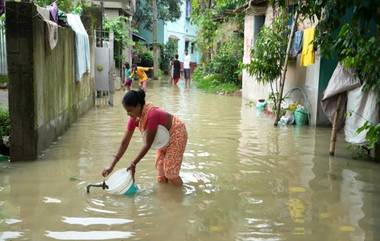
<box><xmin>1</xmin><ymin>79</ymin><xmax>380</xmax><ymax>240</ymax></box>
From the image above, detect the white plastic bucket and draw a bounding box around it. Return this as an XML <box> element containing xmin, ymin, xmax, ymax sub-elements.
<box><xmin>105</xmin><ymin>168</ymin><xmax>138</xmax><ymax>195</ymax></box>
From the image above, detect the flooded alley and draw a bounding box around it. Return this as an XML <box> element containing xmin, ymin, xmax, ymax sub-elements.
<box><xmin>1</xmin><ymin>80</ymin><xmax>380</xmax><ymax>241</ymax></box>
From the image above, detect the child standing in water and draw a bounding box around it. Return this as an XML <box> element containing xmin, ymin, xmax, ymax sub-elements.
<box><xmin>102</xmin><ymin>89</ymin><xmax>188</xmax><ymax>186</ymax></box>
<box><xmin>130</xmin><ymin>64</ymin><xmax>153</xmax><ymax>91</ymax></box>
<box><xmin>123</xmin><ymin>62</ymin><xmax>132</xmax><ymax>91</ymax></box>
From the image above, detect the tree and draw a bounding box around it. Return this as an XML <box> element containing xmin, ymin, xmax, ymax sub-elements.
<box><xmin>133</xmin><ymin>0</ymin><xmax>181</xmax><ymax>29</ymax></box>
<box><xmin>270</xmin><ymin>0</ymin><xmax>380</xmax><ymax>153</ymax></box>
<box><xmin>244</xmin><ymin>10</ymin><xmax>289</xmax><ymax>116</ymax></box>
<box><xmin>151</xmin><ymin>0</ymin><xmax>159</xmax><ymax>79</ymax></box>
<box><xmin>133</xmin><ymin>0</ymin><xmax>181</xmax><ymax>79</ymax></box>
<box><xmin>191</xmin><ymin>0</ymin><xmax>245</xmax><ymax>63</ymax></box>
<box><xmin>103</xmin><ymin>16</ymin><xmax>134</xmax><ymax>70</ymax></box>
<box><xmin>34</xmin><ymin>0</ymin><xmax>73</xmax><ymax>12</ymax></box>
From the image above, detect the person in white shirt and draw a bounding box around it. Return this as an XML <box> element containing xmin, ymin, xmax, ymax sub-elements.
<box><xmin>183</xmin><ymin>51</ymin><xmax>191</xmax><ymax>88</ymax></box>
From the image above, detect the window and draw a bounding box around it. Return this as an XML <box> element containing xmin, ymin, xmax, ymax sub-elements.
<box><xmin>185</xmin><ymin>40</ymin><xmax>190</xmax><ymax>52</ymax></box>
<box><xmin>253</xmin><ymin>15</ymin><xmax>265</xmax><ymax>44</ymax></box>
<box><xmin>186</xmin><ymin>0</ymin><xmax>191</xmax><ymax>19</ymax></box>
<box><xmin>191</xmin><ymin>42</ymin><xmax>195</xmax><ymax>54</ymax></box>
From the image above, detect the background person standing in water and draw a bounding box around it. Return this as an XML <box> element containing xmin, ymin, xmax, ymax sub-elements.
<box><xmin>172</xmin><ymin>54</ymin><xmax>181</xmax><ymax>86</ymax></box>
<box><xmin>102</xmin><ymin>89</ymin><xmax>188</xmax><ymax>186</ymax></box>
<box><xmin>130</xmin><ymin>64</ymin><xmax>153</xmax><ymax>91</ymax></box>
<box><xmin>183</xmin><ymin>51</ymin><xmax>191</xmax><ymax>88</ymax></box>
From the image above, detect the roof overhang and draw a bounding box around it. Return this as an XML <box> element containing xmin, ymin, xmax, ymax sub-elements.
<box><xmin>234</xmin><ymin>0</ymin><xmax>268</xmax><ymax>14</ymax></box>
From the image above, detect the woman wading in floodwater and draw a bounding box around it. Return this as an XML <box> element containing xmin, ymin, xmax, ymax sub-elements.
<box><xmin>102</xmin><ymin>89</ymin><xmax>188</xmax><ymax>186</ymax></box>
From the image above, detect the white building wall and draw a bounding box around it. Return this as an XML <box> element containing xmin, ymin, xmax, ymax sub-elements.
<box><xmin>163</xmin><ymin>0</ymin><xmax>200</xmax><ymax>64</ymax></box>
<box><xmin>242</xmin><ymin>6</ymin><xmax>321</xmax><ymax>125</ymax></box>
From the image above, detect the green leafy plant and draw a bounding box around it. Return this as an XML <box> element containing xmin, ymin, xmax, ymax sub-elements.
<box><xmin>133</xmin><ymin>42</ymin><xmax>154</xmax><ymax>67</ymax></box>
<box><xmin>271</xmin><ymin>0</ymin><xmax>380</xmax><ymax>149</ymax></box>
<box><xmin>160</xmin><ymin>39</ymin><xmax>178</xmax><ymax>74</ymax></box>
<box><xmin>133</xmin><ymin>0</ymin><xmax>181</xmax><ymax>29</ymax></box>
<box><xmin>357</xmin><ymin>121</ymin><xmax>380</xmax><ymax>149</ymax></box>
<box><xmin>207</xmin><ymin>38</ymin><xmax>243</xmax><ymax>85</ymax></box>
<box><xmin>244</xmin><ymin>10</ymin><xmax>289</xmax><ymax>114</ymax></box>
<box><xmin>0</xmin><ymin>106</ymin><xmax>10</xmax><ymax>138</ymax></box>
<box><xmin>103</xmin><ymin>16</ymin><xmax>134</xmax><ymax>68</ymax></box>
<box><xmin>0</xmin><ymin>75</ymin><xmax>8</xmax><ymax>85</ymax></box>
<box><xmin>193</xmin><ymin>67</ymin><xmax>240</xmax><ymax>94</ymax></box>
<box><xmin>34</xmin><ymin>0</ymin><xmax>74</xmax><ymax>12</ymax></box>
<box><xmin>140</xmin><ymin>52</ymin><xmax>153</xmax><ymax>67</ymax></box>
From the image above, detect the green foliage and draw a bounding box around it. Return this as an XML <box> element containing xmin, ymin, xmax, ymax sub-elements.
<box><xmin>34</xmin><ymin>0</ymin><xmax>73</xmax><ymax>12</ymax></box>
<box><xmin>134</xmin><ymin>0</ymin><xmax>181</xmax><ymax>29</ymax></box>
<box><xmin>206</xmin><ymin>38</ymin><xmax>243</xmax><ymax>85</ymax></box>
<box><xmin>103</xmin><ymin>16</ymin><xmax>134</xmax><ymax>67</ymax></box>
<box><xmin>160</xmin><ymin>39</ymin><xmax>178</xmax><ymax>73</ymax></box>
<box><xmin>272</xmin><ymin>0</ymin><xmax>380</xmax><ymax>94</ymax></box>
<box><xmin>244</xmin><ymin>10</ymin><xmax>288</xmax><ymax>113</ymax></box>
<box><xmin>244</xmin><ymin>10</ymin><xmax>288</xmax><ymax>85</ymax></box>
<box><xmin>272</xmin><ymin>0</ymin><xmax>380</xmax><ymax>148</ymax></box>
<box><xmin>104</xmin><ymin>16</ymin><xmax>133</xmax><ymax>48</ymax></box>
<box><xmin>357</xmin><ymin>121</ymin><xmax>380</xmax><ymax>149</ymax></box>
<box><xmin>192</xmin><ymin>9</ymin><xmax>218</xmax><ymax>62</ymax></box>
<box><xmin>191</xmin><ymin>0</ymin><xmax>245</xmax><ymax>63</ymax></box>
<box><xmin>34</xmin><ymin>0</ymin><xmax>92</xmax><ymax>14</ymax></box>
<box><xmin>0</xmin><ymin>106</ymin><xmax>10</xmax><ymax>138</ymax></box>
<box><xmin>133</xmin><ymin>42</ymin><xmax>154</xmax><ymax>67</ymax></box>
<box><xmin>193</xmin><ymin>66</ymin><xmax>240</xmax><ymax>94</ymax></box>
<box><xmin>0</xmin><ymin>75</ymin><xmax>8</xmax><ymax>84</ymax></box>
<box><xmin>191</xmin><ymin>0</ymin><xmax>244</xmax><ymax>92</ymax></box>
<box><xmin>140</xmin><ymin>52</ymin><xmax>154</xmax><ymax>67</ymax></box>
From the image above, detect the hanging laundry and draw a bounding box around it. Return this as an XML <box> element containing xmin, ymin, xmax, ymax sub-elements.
<box><xmin>0</xmin><ymin>0</ymin><xmax>5</xmax><ymax>16</ymax></box>
<box><xmin>321</xmin><ymin>63</ymin><xmax>361</xmax><ymax>129</ymax></box>
<box><xmin>67</xmin><ymin>14</ymin><xmax>91</xmax><ymax>82</ymax></box>
<box><xmin>300</xmin><ymin>27</ymin><xmax>315</xmax><ymax>66</ymax></box>
<box><xmin>290</xmin><ymin>30</ymin><xmax>303</xmax><ymax>58</ymax></box>
<box><xmin>58</xmin><ymin>10</ymin><xmax>68</xmax><ymax>27</ymax></box>
<box><xmin>345</xmin><ymin>85</ymin><xmax>379</xmax><ymax>145</ymax></box>
<box><xmin>36</xmin><ymin>5</ymin><xmax>58</xmax><ymax>50</ymax></box>
<box><xmin>47</xmin><ymin>2</ymin><xmax>58</xmax><ymax>24</ymax></box>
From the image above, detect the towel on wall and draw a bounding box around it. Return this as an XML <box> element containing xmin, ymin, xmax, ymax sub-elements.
<box><xmin>36</xmin><ymin>5</ymin><xmax>58</xmax><ymax>50</ymax></box>
<box><xmin>67</xmin><ymin>14</ymin><xmax>91</xmax><ymax>82</ymax></box>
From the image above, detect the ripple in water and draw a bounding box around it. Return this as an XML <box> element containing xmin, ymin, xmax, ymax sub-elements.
<box><xmin>45</xmin><ymin>231</ymin><xmax>134</xmax><ymax>240</ymax></box>
<box><xmin>62</xmin><ymin>216</ymin><xmax>133</xmax><ymax>226</ymax></box>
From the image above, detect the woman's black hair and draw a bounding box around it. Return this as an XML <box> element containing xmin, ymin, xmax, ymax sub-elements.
<box><xmin>125</xmin><ymin>62</ymin><xmax>130</xmax><ymax>69</ymax></box>
<box><xmin>122</xmin><ymin>89</ymin><xmax>145</xmax><ymax>107</ymax></box>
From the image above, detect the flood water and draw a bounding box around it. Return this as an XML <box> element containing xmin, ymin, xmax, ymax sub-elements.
<box><xmin>1</xmin><ymin>79</ymin><xmax>380</xmax><ymax>241</ymax></box>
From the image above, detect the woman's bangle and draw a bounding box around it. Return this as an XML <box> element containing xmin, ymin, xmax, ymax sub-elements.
<box><xmin>131</xmin><ymin>162</ymin><xmax>136</xmax><ymax>167</ymax></box>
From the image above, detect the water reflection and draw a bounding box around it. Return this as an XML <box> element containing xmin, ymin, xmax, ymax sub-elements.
<box><xmin>0</xmin><ymin>80</ymin><xmax>380</xmax><ymax>240</ymax></box>
<box><xmin>45</xmin><ymin>231</ymin><xmax>134</xmax><ymax>240</ymax></box>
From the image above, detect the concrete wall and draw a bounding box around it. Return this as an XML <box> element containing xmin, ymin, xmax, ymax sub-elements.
<box><xmin>6</xmin><ymin>2</ymin><xmax>95</xmax><ymax>161</ymax></box>
<box><xmin>242</xmin><ymin>6</ymin><xmax>323</xmax><ymax>126</ymax></box>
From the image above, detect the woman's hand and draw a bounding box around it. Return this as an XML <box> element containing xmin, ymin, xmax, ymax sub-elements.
<box><xmin>127</xmin><ymin>162</ymin><xmax>136</xmax><ymax>182</ymax></box>
<box><xmin>102</xmin><ymin>165</ymin><xmax>114</xmax><ymax>177</ymax></box>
